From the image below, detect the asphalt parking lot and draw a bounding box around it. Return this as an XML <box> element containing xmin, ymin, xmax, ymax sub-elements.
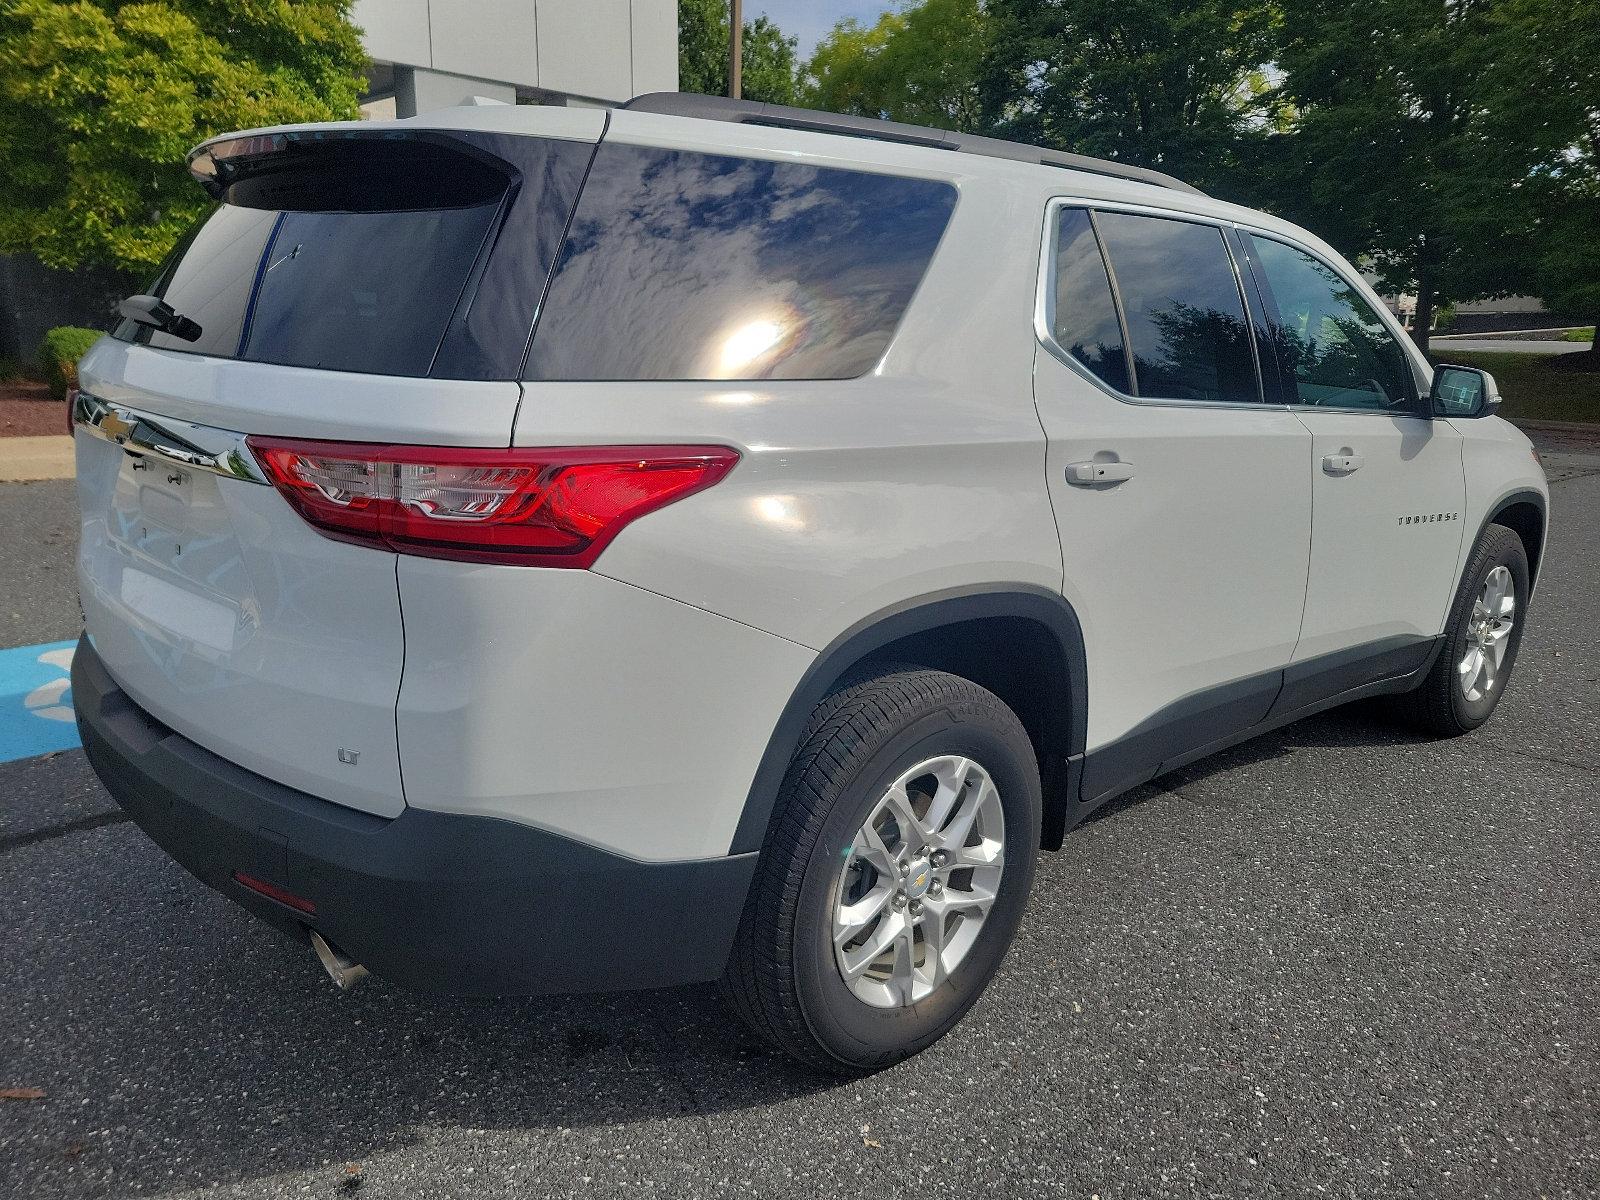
<box><xmin>2</xmin><ymin>436</ymin><xmax>1596</xmax><ymax>1199</ymax></box>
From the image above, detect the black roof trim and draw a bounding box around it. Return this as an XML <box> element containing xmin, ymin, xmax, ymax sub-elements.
<box><xmin>622</xmin><ymin>93</ymin><xmax>1205</xmax><ymax>197</ymax></box>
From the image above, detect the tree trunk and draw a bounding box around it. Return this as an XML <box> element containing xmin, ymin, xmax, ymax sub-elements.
<box><xmin>1568</xmin><ymin>313</ymin><xmax>1600</xmax><ymax>372</ymax></box>
<box><xmin>728</xmin><ymin>0</ymin><xmax>742</xmax><ymax>100</ymax></box>
<box><xmin>1410</xmin><ymin>282</ymin><xmax>1436</xmax><ymax>357</ymax></box>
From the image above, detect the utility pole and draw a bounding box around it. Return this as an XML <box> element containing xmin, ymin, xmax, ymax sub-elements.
<box><xmin>728</xmin><ymin>0</ymin><xmax>742</xmax><ymax>100</ymax></box>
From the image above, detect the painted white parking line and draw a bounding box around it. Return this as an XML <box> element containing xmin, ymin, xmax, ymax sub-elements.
<box><xmin>0</xmin><ymin>640</ymin><xmax>81</xmax><ymax>764</ymax></box>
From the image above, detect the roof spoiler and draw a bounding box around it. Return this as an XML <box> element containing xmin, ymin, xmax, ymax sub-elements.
<box><xmin>622</xmin><ymin>93</ymin><xmax>1205</xmax><ymax>197</ymax></box>
<box><xmin>185</xmin><ymin>129</ymin><xmax>516</xmax><ymax>211</ymax></box>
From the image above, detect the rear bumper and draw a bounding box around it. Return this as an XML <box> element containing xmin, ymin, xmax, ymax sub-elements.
<box><xmin>72</xmin><ymin>636</ymin><xmax>757</xmax><ymax>996</ymax></box>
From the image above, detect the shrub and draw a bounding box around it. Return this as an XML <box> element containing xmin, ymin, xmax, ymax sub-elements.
<box><xmin>39</xmin><ymin>326</ymin><xmax>102</xmax><ymax>400</ymax></box>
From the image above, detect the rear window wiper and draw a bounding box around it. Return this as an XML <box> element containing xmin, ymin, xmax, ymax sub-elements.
<box><xmin>119</xmin><ymin>294</ymin><xmax>202</xmax><ymax>343</ymax></box>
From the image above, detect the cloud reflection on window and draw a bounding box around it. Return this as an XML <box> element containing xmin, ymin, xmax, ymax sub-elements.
<box><xmin>524</xmin><ymin>145</ymin><xmax>957</xmax><ymax>382</ymax></box>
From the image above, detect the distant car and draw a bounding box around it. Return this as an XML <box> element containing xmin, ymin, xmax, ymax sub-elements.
<box><xmin>71</xmin><ymin>94</ymin><xmax>1548</xmax><ymax>1073</ymax></box>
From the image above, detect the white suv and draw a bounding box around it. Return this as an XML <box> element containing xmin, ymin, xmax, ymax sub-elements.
<box><xmin>71</xmin><ymin>94</ymin><xmax>1548</xmax><ymax>1073</ymax></box>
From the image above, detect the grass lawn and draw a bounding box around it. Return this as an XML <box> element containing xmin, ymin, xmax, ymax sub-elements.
<box><xmin>1436</xmin><ymin>350</ymin><xmax>1600</xmax><ymax>424</ymax></box>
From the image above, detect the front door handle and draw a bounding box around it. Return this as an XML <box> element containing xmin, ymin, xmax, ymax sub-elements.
<box><xmin>1066</xmin><ymin>460</ymin><xmax>1135</xmax><ymax>486</ymax></box>
<box><xmin>1322</xmin><ymin>452</ymin><xmax>1364</xmax><ymax>475</ymax></box>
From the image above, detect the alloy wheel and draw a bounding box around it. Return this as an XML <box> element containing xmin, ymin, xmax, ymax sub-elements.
<box><xmin>831</xmin><ymin>755</ymin><xmax>1005</xmax><ymax>1009</ymax></box>
<box><xmin>1459</xmin><ymin>564</ymin><xmax>1516</xmax><ymax>703</ymax></box>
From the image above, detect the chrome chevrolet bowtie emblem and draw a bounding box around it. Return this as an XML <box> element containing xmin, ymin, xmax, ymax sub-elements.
<box><xmin>99</xmin><ymin>409</ymin><xmax>135</xmax><ymax>443</ymax></box>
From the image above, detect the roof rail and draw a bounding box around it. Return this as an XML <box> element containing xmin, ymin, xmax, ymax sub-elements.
<box><xmin>623</xmin><ymin>93</ymin><xmax>1205</xmax><ymax>197</ymax></box>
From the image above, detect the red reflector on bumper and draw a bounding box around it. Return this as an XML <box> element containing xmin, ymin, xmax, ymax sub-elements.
<box><xmin>232</xmin><ymin>871</ymin><xmax>316</xmax><ymax>915</ymax></box>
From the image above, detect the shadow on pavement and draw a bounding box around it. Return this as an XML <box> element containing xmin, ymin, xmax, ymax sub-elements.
<box><xmin>1085</xmin><ymin>702</ymin><xmax>1436</xmax><ymax>824</ymax></box>
<box><xmin>2</xmin><ymin>827</ymin><xmax>841</xmax><ymax>1195</ymax></box>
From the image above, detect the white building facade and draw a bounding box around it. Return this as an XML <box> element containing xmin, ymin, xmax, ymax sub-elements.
<box><xmin>353</xmin><ymin>0</ymin><xmax>678</xmax><ymax>116</ymax></box>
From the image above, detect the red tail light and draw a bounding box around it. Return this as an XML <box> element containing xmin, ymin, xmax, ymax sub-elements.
<box><xmin>246</xmin><ymin>439</ymin><xmax>738</xmax><ymax>567</ymax></box>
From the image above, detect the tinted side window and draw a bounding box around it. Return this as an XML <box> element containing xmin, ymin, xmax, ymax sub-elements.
<box><xmin>1094</xmin><ymin>212</ymin><xmax>1259</xmax><ymax>404</ymax></box>
<box><xmin>1245</xmin><ymin>235</ymin><xmax>1415</xmax><ymax>411</ymax></box>
<box><xmin>1051</xmin><ymin>209</ymin><xmax>1130</xmax><ymax>394</ymax></box>
<box><xmin>524</xmin><ymin>145</ymin><xmax>957</xmax><ymax>381</ymax></box>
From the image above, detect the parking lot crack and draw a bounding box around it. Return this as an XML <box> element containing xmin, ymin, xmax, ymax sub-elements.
<box><xmin>0</xmin><ymin>811</ymin><xmax>128</xmax><ymax>854</ymax></box>
<box><xmin>1472</xmin><ymin>737</ymin><xmax>1599</xmax><ymax>777</ymax></box>
<box><xmin>1547</xmin><ymin>467</ymin><xmax>1600</xmax><ymax>486</ymax></box>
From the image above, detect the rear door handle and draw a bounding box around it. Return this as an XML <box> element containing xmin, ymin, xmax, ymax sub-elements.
<box><xmin>1322</xmin><ymin>452</ymin><xmax>1364</xmax><ymax>475</ymax></box>
<box><xmin>1066</xmin><ymin>460</ymin><xmax>1135</xmax><ymax>486</ymax></box>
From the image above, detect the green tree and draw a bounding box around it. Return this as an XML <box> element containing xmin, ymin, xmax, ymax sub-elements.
<box><xmin>678</xmin><ymin>0</ymin><xmax>799</xmax><ymax>106</ymax></box>
<box><xmin>801</xmin><ymin>0</ymin><xmax>988</xmax><ymax>131</ymax></box>
<box><xmin>0</xmin><ymin>0</ymin><xmax>366</xmax><ymax>275</ymax></box>
<box><xmin>1487</xmin><ymin>0</ymin><xmax>1600</xmax><ymax>363</ymax></box>
<box><xmin>977</xmin><ymin>0</ymin><xmax>1277</xmax><ymax>190</ymax></box>
<box><xmin>1269</xmin><ymin>0</ymin><xmax>1578</xmax><ymax>351</ymax></box>
<box><xmin>1534</xmin><ymin>177</ymin><xmax>1600</xmax><ymax>364</ymax></box>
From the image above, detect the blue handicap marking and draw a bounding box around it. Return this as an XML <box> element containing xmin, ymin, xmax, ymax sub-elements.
<box><xmin>0</xmin><ymin>640</ymin><xmax>82</xmax><ymax>765</ymax></box>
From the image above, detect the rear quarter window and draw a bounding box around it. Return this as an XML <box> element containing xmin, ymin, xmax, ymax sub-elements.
<box><xmin>522</xmin><ymin>145</ymin><xmax>958</xmax><ymax>381</ymax></box>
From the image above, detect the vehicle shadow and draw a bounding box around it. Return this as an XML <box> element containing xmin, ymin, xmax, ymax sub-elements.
<box><xmin>8</xmin><ymin>704</ymin><xmax>1435</xmax><ymax>1196</ymax></box>
<box><xmin>1085</xmin><ymin>700</ymin><xmax>1436</xmax><ymax>824</ymax></box>
<box><xmin>6</xmin><ymin>845</ymin><xmax>842</xmax><ymax>1196</ymax></box>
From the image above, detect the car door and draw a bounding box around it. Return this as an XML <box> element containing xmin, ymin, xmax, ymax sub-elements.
<box><xmin>1033</xmin><ymin>204</ymin><xmax>1312</xmax><ymax>803</ymax></box>
<box><xmin>1238</xmin><ymin>232</ymin><xmax>1466</xmax><ymax>710</ymax></box>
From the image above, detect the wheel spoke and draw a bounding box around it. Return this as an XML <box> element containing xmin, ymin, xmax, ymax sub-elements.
<box><xmin>834</xmin><ymin>886</ymin><xmax>894</xmax><ymax>948</ymax></box>
<box><xmin>941</xmin><ymin>879</ymin><xmax>998</xmax><ymax>914</ymax></box>
<box><xmin>913</xmin><ymin>910</ymin><xmax>950</xmax><ymax>993</ymax></box>
<box><xmin>849</xmin><ymin>822</ymin><xmax>898</xmax><ymax>880</ymax></box>
<box><xmin>1482</xmin><ymin>568</ymin><xmax>1507</xmax><ymax>614</ymax></box>
<box><xmin>889</xmin><ymin>924</ymin><xmax>917</xmax><ymax>1005</ymax></box>
<box><xmin>1484</xmin><ymin>621</ymin><xmax>1513</xmax><ymax>665</ymax></box>
<box><xmin>933</xmin><ymin>774</ymin><xmax>990</xmax><ymax>853</ymax></box>
<box><xmin>878</xmin><ymin>783</ymin><xmax>924</xmax><ymax>851</ymax></box>
<box><xmin>953</xmin><ymin>832</ymin><xmax>1004</xmax><ymax>870</ymax></box>
<box><xmin>839</xmin><ymin>910</ymin><xmax>907</xmax><ymax>980</ymax></box>
<box><xmin>920</xmin><ymin>757</ymin><xmax>972</xmax><ymax>842</ymax></box>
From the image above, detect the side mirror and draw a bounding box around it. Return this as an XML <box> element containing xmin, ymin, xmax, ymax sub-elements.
<box><xmin>1430</xmin><ymin>364</ymin><xmax>1501</xmax><ymax>418</ymax></box>
<box><xmin>118</xmin><ymin>294</ymin><xmax>201</xmax><ymax>342</ymax></box>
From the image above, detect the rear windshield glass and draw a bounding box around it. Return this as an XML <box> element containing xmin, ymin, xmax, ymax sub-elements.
<box><xmin>121</xmin><ymin>133</ymin><xmax>592</xmax><ymax>379</ymax></box>
<box><xmin>138</xmin><ymin>204</ymin><xmax>498</xmax><ymax>376</ymax></box>
<box><xmin>523</xmin><ymin>144</ymin><xmax>958</xmax><ymax>381</ymax></box>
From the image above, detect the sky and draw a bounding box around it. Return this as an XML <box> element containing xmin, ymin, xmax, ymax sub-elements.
<box><xmin>752</xmin><ymin>1</ymin><xmax>890</xmax><ymax>60</ymax></box>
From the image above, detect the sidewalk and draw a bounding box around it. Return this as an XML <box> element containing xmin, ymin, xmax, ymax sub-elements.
<box><xmin>0</xmin><ymin>436</ymin><xmax>74</xmax><ymax>482</ymax></box>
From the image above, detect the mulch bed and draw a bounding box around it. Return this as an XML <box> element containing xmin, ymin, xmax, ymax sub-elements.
<box><xmin>0</xmin><ymin>380</ymin><xmax>66</xmax><ymax>437</ymax></box>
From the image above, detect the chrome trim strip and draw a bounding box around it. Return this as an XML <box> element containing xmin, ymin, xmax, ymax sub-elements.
<box><xmin>72</xmin><ymin>391</ymin><xmax>269</xmax><ymax>485</ymax></box>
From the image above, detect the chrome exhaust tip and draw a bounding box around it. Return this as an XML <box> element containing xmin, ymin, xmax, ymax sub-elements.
<box><xmin>310</xmin><ymin>930</ymin><xmax>369</xmax><ymax>991</ymax></box>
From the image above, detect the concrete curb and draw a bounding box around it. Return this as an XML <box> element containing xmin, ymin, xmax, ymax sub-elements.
<box><xmin>0</xmin><ymin>435</ymin><xmax>74</xmax><ymax>482</ymax></box>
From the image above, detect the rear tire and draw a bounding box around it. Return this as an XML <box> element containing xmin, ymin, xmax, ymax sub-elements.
<box><xmin>722</xmin><ymin>668</ymin><xmax>1041</xmax><ymax>1074</ymax></box>
<box><xmin>1395</xmin><ymin>524</ymin><xmax>1529</xmax><ymax>737</ymax></box>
